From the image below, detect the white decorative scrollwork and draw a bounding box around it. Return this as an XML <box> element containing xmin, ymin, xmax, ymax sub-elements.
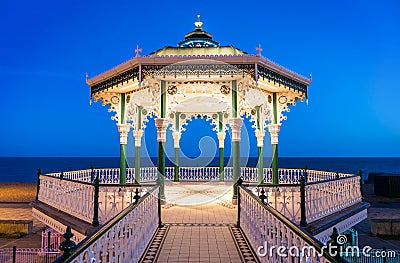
<box><xmin>93</xmin><ymin>92</ymin><xmax>122</xmax><ymax>124</ymax></box>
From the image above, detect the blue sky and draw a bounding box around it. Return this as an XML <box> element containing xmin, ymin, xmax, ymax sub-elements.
<box><xmin>1</xmin><ymin>0</ymin><xmax>399</xmax><ymax>157</ymax></box>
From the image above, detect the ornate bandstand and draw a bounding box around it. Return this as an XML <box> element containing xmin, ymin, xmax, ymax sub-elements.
<box><xmin>87</xmin><ymin>15</ymin><xmax>311</xmax><ymax>201</ymax></box>
<box><xmin>31</xmin><ymin>16</ymin><xmax>370</xmax><ymax>263</ymax></box>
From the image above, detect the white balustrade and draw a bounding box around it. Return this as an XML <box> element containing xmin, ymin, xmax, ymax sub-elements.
<box><xmin>97</xmin><ymin>185</ymin><xmax>151</xmax><ymax>224</ymax></box>
<box><xmin>92</xmin><ymin>168</ymin><xmax>121</xmax><ymax>184</ymax></box>
<box><xmin>241</xmin><ymin>167</ymin><xmax>258</xmax><ymax>181</ymax></box>
<box><xmin>224</xmin><ymin>167</ymin><xmax>233</xmax><ymax>181</ymax></box>
<box><xmin>251</xmin><ymin>186</ymin><xmax>301</xmax><ymax>223</ymax></box>
<box><xmin>140</xmin><ymin>167</ymin><xmax>158</xmax><ymax>182</ymax></box>
<box><xmin>38</xmin><ymin>175</ymin><xmax>95</xmax><ymax>224</ymax></box>
<box><xmin>68</xmin><ymin>187</ymin><xmax>159</xmax><ymax>263</ymax></box>
<box><xmin>178</xmin><ymin>167</ymin><xmax>220</xmax><ymax>181</ymax></box>
<box><xmin>239</xmin><ymin>186</ymin><xmax>334</xmax><ymax>263</ymax></box>
<box><xmin>43</xmin><ymin>167</ymin><xmax>356</xmax><ymax>185</ymax></box>
<box><xmin>305</xmin><ymin>176</ymin><xmax>362</xmax><ymax>223</ymax></box>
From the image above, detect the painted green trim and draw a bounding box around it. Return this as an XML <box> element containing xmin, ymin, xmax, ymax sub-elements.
<box><xmin>158</xmin><ymin>80</ymin><xmax>166</xmax><ymax>199</ymax></box>
<box><xmin>232</xmin><ymin>142</ymin><xmax>240</xmax><ymax>199</ymax></box>
<box><xmin>219</xmin><ymin>148</ymin><xmax>224</xmax><ymax>182</ymax></box>
<box><xmin>232</xmin><ymin>81</ymin><xmax>237</xmax><ymax>117</ymax></box>
<box><xmin>161</xmin><ymin>81</ymin><xmax>166</xmax><ymax>118</ymax></box>
<box><xmin>174</xmin><ymin>148</ymin><xmax>179</xmax><ymax>182</ymax></box>
<box><xmin>174</xmin><ymin>112</ymin><xmax>180</xmax><ymax>182</ymax></box>
<box><xmin>258</xmin><ymin>147</ymin><xmax>263</xmax><ymax>184</ymax></box>
<box><xmin>218</xmin><ymin>112</ymin><xmax>223</xmax><ymax>132</ymax></box>
<box><xmin>232</xmin><ymin>80</ymin><xmax>239</xmax><ymax>200</ymax></box>
<box><xmin>135</xmin><ymin>106</ymin><xmax>142</xmax><ymax>184</ymax></box>
<box><xmin>175</xmin><ymin>112</ymin><xmax>180</xmax><ymax>130</ymax></box>
<box><xmin>135</xmin><ymin>147</ymin><xmax>140</xmax><ymax>184</ymax></box>
<box><xmin>121</xmin><ymin>94</ymin><xmax>126</xmax><ymax>123</ymax></box>
<box><xmin>272</xmin><ymin>144</ymin><xmax>278</xmax><ymax>184</ymax></box>
<box><xmin>218</xmin><ymin>112</ymin><xmax>224</xmax><ymax>182</ymax></box>
<box><xmin>272</xmin><ymin>93</ymin><xmax>277</xmax><ymax>124</ymax></box>
<box><xmin>158</xmin><ymin>142</ymin><xmax>165</xmax><ymax>199</ymax></box>
<box><xmin>120</xmin><ymin>144</ymin><xmax>127</xmax><ymax>184</ymax></box>
<box><xmin>255</xmin><ymin>106</ymin><xmax>263</xmax><ymax>183</ymax></box>
<box><xmin>120</xmin><ymin>93</ymin><xmax>126</xmax><ymax>184</ymax></box>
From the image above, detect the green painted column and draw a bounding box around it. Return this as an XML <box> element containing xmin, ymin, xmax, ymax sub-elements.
<box><xmin>157</xmin><ymin>80</ymin><xmax>167</xmax><ymax>200</ymax></box>
<box><xmin>135</xmin><ymin>106</ymin><xmax>142</xmax><ymax>184</ymax></box>
<box><xmin>272</xmin><ymin>93</ymin><xmax>279</xmax><ymax>184</ymax></box>
<box><xmin>256</xmin><ymin>106</ymin><xmax>264</xmax><ymax>184</ymax></box>
<box><xmin>218</xmin><ymin>112</ymin><xmax>224</xmax><ymax>182</ymax></box>
<box><xmin>231</xmin><ymin>80</ymin><xmax>240</xmax><ymax>201</ymax></box>
<box><xmin>119</xmin><ymin>93</ymin><xmax>127</xmax><ymax>184</ymax></box>
<box><xmin>174</xmin><ymin>112</ymin><xmax>180</xmax><ymax>182</ymax></box>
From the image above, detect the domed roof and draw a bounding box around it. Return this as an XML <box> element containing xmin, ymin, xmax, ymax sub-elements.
<box><xmin>148</xmin><ymin>15</ymin><xmax>247</xmax><ymax>57</ymax></box>
<box><xmin>178</xmin><ymin>15</ymin><xmax>219</xmax><ymax>48</ymax></box>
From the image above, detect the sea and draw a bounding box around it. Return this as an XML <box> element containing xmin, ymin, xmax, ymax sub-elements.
<box><xmin>0</xmin><ymin>157</ymin><xmax>399</xmax><ymax>182</ymax></box>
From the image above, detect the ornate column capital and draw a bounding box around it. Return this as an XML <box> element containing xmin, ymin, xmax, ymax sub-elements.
<box><xmin>267</xmin><ymin>124</ymin><xmax>281</xmax><ymax>145</ymax></box>
<box><xmin>255</xmin><ymin>129</ymin><xmax>265</xmax><ymax>147</ymax></box>
<box><xmin>155</xmin><ymin>118</ymin><xmax>169</xmax><ymax>142</ymax></box>
<box><xmin>133</xmin><ymin>129</ymin><xmax>144</xmax><ymax>147</ymax></box>
<box><xmin>172</xmin><ymin>131</ymin><xmax>181</xmax><ymax>149</ymax></box>
<box><xmin>117</xmin><ymin>124</ymin><xmax>131</xmax><ymax>145</ymax></box>
<box><xmin>229</xmin><ymin>118</ymin><xmax>244</xmax><ymax>142</ymax></box>
<box><xmin>217</xmin><ymin>132</ymin><xmax>226</xmax><ymax>148</ymax></box>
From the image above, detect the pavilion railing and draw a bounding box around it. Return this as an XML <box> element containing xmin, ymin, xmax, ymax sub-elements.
<box><xmin>305</xmin><ymin>176</ymin><xmax>362</xmax><ymax>223</ymax></box>
<box><xmin>37</xmin><ymin>174</ymin><xmax>154</xmax><ymax>225</ymax></box>
<box><xmin>238</xmin><ymin>185</ymin><xmax>348</xmax><ymax>263</ymax></box>
<box><xmin>249</xmin><ymin>174</ymin><xmax>362</xmax><ymax>225</ymax></box>
<box><xmin>55</xmin><ymin>185</ymin><xmax>159</xmax><ymax>263</ymax></box>
<box><xmin>43</xmin><ymin>167</ymin><xmax>354</xmax><ymax>184</ymax></box>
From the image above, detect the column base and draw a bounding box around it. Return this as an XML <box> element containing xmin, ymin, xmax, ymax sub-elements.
<box><xmin>231</xmin><ymin>198</ymin><xmax>238</xmax><ymax>205</ymax></box>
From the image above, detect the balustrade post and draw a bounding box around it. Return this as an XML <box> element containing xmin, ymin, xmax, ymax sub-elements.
<box><xmin>259</xmin><ymin>188</ymin><xmax>266</xmax><ymax>204</ymax></box>
<box><xmin>303</xmin><ymin>166</ymin><xmax>308</xmax><ymax>183</ymax></box>
<box><xmin>36</xmin><ymin>168</ymin><xmax>41</xmax><ymax>201</ymax></box>
<box><xmin>229</xmin><ymin>116</ymin><xmax>243</xmax><ymax>203</ymax></box>
<box><xmin>133</xmin><ymin>188</ymin><xmax>141</xmax><ymax>204</ymax></box>
<box><xmin>58</xmin><ymin>226</ymin><xmax>76</xmax><ymax>261</ymax></box>
<box><xmin>300</xmin><ymin>176</ymin><xmax>307</xmax><ymax>227</ymax></box>
<box><xmin>358</xmin><ymin>169</ymin><xmax>364</xmax><ymax>200</ymax></box>
<box><xmin>90</xmin><ymin>165</ymin><xmax>94</xmax><ymax>182</ymax></box>
<box><xmin>60</xmin><ymin>171</ymin><xmax>64</xmax><ymax>180</ymax></box>
<box><xmin>236</xmin><ymin>177</ymin><xmax>243</xmax><ymax>227</ymax></box>
<box><xmin>92</xmin><ymin>176</ymin><xmax>100</xmax><ymax>226</ymax></box>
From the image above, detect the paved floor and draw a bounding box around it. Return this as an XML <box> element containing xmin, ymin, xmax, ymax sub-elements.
<box><xmin>156</xmin><ymin>183</ymin><xmax>243</xmax><ymax>263</ymax></box>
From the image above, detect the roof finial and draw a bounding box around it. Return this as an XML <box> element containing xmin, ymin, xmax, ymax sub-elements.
<box><xmin>194</xmin><ymin>14</ymin><xmax>203</xmax><ymax>29</ymax></box>
<box><xmin>256</xmin><ymin>44</ymin><xmax>262</xmax><ymax>57</ymax></box>
<box><xmin>135</xmin><ymin>44</ymin><xmax>142</xmax><ymax>57</ymax></box>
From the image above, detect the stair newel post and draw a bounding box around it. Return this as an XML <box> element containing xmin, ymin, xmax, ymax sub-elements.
<box><xmin>58</xmin><ymin>226</ymin><xmax>77</xmax><ymax>261</ymax></box>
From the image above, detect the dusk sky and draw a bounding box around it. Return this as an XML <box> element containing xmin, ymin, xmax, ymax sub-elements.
<box><xmin>1</xmin><ymin>0</ymin><xmax>399</xmax><ymax>157</ymax></box>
